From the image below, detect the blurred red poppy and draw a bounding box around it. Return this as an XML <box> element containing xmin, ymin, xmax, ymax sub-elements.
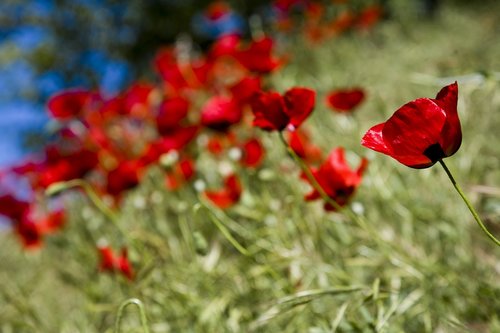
<box><xmin>15</xmin><ymin>215</ymin><xmax>43</xmax><ymax>249</ymax></box>
<box><xmin>201</xmin><ymin>96</ymin><xmax>242</xmax><ymax>131</ymax></box>
<box><xmin>37</xmin><ymin>147</ymin><xmax>99</xmax><ymax>188</ymax></box>
<box><xmin>230</xmin><ymin>76</ymin><xmax>262</xmax><ymax>105</ymax></box>
<box><xmin>106</xmin><ymin>160</ymin><xmax>142</xmax><ymax>197</ymax></box>
<box><xmin>250</xmin><ymin>87</ymin><xmax>316</xmax><ymax>131</ymax></box>
<box><xmin>361</xmin><ymin>82</ymin><xmax>460</xmax><ymax>168</ymax></box>
<box><xmin>206</xmin><ymin>136</ymin><xmax>225</xmax><ymax>155</ymax></box>
<box><xmin>47</xmin><ymin>89</ymin><xmax>95</xmax><ymax>120</ymax></box>
<box><xmin>155</xmin><ymin>96</ymin><xmax>190</xmax><ymax>135</ymax></box>
<box><xmin>241</xmin><ymin>138</ymin><xmax>265</xmax><ymax>168</ymax></box>
<box><xmin>208</xmin><ymin>34</ymin><xmax>240</xmax><ymax>59</ymax></box>
<box><xmin>154</xmin><ymin>48</ymin><xmax>210</xmax><ymax>93</ymax></box>
<box><xmin>326</xmin><ymin>88</ymin><xmax>365</xmax><ymax>112</ymax></box>
<box><xmin>140</xmin><ymin>125</ymin><xmax>199</xmax><ymax>166</ymax></box>
<box><xmin>204</xmin><ymin>174</ymin><xmax>242</xmax><ymax>209</ymax></box>
<box><xmin>235</xmin><ymin>37</ymin><xmax>282</xmax><ymax>74</ymax></box>
<box><xmin>166</xmin><ymin>158</ymin><xmax>196</xmax><ymax>190</ymax></box>
<box><xmin>205</xmin><ymin>0</ymin><xmax>231</xmax><ymax>20</ymax></box>
<box><xmin>304</xmin><ymin>147</ymin><xmax>368</xmax><ymax>211</ymax></box>
<box><xmin>356</xmin><ymin>4</ymin><xmax>384</xmax><ymax>30</ymax></box>
<box><xmin>14</xmin><ymin>209</ymin><xmax>66</xmax><ymax>249</ymax></box>
<box><xmin>98</xmin><ymin>245</ymin><xmax>134</xmax><ymax>280</ymax></box>
<box><xmin>0</xmin><ymin>194</ymin><xmax>30</xmax><ymax>221</ymax></box>
<box><xmin>122</xmin><ymin>82</ymin><xmax>156</xmax><ymax>116</ymax></box>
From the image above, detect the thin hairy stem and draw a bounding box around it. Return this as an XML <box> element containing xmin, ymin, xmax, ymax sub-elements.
<box><xmin>439</xmin><ymin>160</ymin><xmax>500</xmax><ymax>246</ymax></box>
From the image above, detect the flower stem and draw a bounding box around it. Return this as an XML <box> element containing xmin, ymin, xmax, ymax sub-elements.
<box><xmin>197</xmin><ymin>197</ymin><xmax>251</xmax><ymax>257</ymax></box>
<box><xmin>55</xmin><ymin>179</ymin><xmax>119</xmax><ymax>223</ymax></box>
<box><xmin>114</xmin><ymin>298</ymin><xmax>150</xmax><ymax>333</ymax></box>
<box><xmin>47</xmin><ymin>179</ymin><xmax>129</xmax><ymax>238</ymax></box>
<box><xmin>278</xmin><ymin>132</ymin><xmax>338</xmax><ymax>210</ymax></box>
<box><xmin>439</xmin><ymin>160</ymin><xmax>500</xmax><ymax>246</ymax></box>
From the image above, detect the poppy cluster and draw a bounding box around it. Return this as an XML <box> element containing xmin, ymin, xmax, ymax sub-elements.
<box><xmin>0</xmin><ymin>0</ymin><xmax>379</xmax><ymax>280</ymax></box>
<box><xmin>272</xmin><ymin>0</ymin><xmax>384</xmax><ymax>42</ymax></box>
<box><xmin>0</xmin><ymin>193</ymin><xmax>65</xmax><ymax>249</ymax></box>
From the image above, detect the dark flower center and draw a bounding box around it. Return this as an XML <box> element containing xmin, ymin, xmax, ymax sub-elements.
<box><xmin>423</xmin><ymin>143</ymin><xmax>446</xmax><ymax>162</ymax></box>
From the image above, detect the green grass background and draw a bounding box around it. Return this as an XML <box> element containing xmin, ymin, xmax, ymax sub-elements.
<box><xmin>1</xmin><ymin>2</ymin><xmax>499</xmax><ymax>332</ymax></box>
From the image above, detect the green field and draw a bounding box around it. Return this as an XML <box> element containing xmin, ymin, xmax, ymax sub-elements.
<box><xmin>1</xmin><ymin>2</ymin><xmax>499</xmax><ymax>332</ymax></box>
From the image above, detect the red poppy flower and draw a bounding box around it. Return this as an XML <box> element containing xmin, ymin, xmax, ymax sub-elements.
<box><xmin>106</xmin><ymin>160</ymin><xmax>142</xmax><ymax>196</ymax></box>
<box><xmin>206</xmin><ymin>136</ymin><xmax>225</xmax><ymax>155</ymax></box>
<box><xmin>273</xmin><ymin>0</ymin><xmax>307</xmax><ymax>13</ymax></box>
<box><xmin>205</xmin><ymin>0</ymin><xmax>231</xmax><ymax>20</ymax></box>
<box><xmin>116</xmin><ymin>248</ymin><xmax>134</xmax><ymax>280</ymax></box>
<box><xmin>356</xmin><ymin>4</ymin><xmax>383</xmax><ymax>30</ymax></box>
<box><xmin>0</xmin><ymin>194</ymin><xmax>30</xmax><ymax>221</ymax></box>
<box><xmin>47</xmin><ymin>89</ymin><xmax>94</xmax><ymax>120</ymax></box>
<box><xmin>208</xmin><ymin>34</ymin><xmax>240</xmax><ymax>59</ymax></box>
<box><xmin>250</xmin><ymin>87</ymin><xmax>316</xmax><ymax>131</ymax></box>
<box><xmin>204</xmin><ymin>174</ymin><xmax>242</xmax><ymax>209</ymax></box>
<box><xmin>38</xmin><ymin>210</ymin><xmax>66</xmax><ymax>233</ymax></box>
<box><xmin>14</xmin><ymin>209</ymin><xmax>66</xmax><ymax>249</ymax></box>
<box><xmin>326</xmin><ymin>88</ymin><xmax>365</xmax><ymax>112</ymax></box>
<box><xmin>155</xmin><ymin>97</ymin><xmax>190</xmax><ymax>135</ymax></box>
<box><xmin>361</xmin><ymin>82</ymin><xmax>461</xmax><ymax>169</ymax></box>
<box><xmin>37</xmin><ymin>147</ymin><xmax>99</xmax><ymax>188</ymax></box>
<box><xmin>15</xmin><ymin>215</ymin><xmax>43</xmax><ymax>249</ymax></box>
<box><xmin>201</xmin><ymin>96</ymin><xmax>242</xmax><ymax>131</ymax></box>
<box><xmin>98</xmin><ymin>245</ymin><xmax>134</xmax><ymax>280</ymax></box>
<box><xmin>304</xmin><ymin>147</ymin><xmax>368</xmax><ymax>211</ymax></box>
<box><xmin>122</xmin><ymin>82</ymin><xmax>155</xmax><ymax>116</ymax></box>
<box><xmin>140</xmin><ymin>126</ymin><xmax>199</xmax><ymax>165</ymax></box>
<box><xmin>159</xmin><ymin>126</ymin><xmax>199</xmax><ymax>149</ymax></box>
<box><xmin>235</xmin><ymin>37</ymin><xmax>282</xmax><ymax>74</ymax></box>
<box><xmin>154</xmin><ymin>48</ymin><xmax>210</xmax><ymax>92</ymax></box>
<box><xmin>241</xmin><ymin>138</ymin><xmax>265</xmax><ymax>168</ymax></box>
<box><xmin>230</xmin><ymin>76</ymin><xmax>262</xmax><ymax>105</ymax></box>
<box><xmin>165</xmin><ymin>158</ymin><xmax>196</xmax><ymax>190</ymax></box>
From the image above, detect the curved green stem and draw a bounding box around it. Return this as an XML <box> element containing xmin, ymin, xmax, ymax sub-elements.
<box><xmin>48</xmin><ymin>179</ymin><xmax>119</xmax><ymax>222</ymax></box>
<box><xmin>197</xmin><ymin>197</ymin><xmax>283</xmax><ymax>281</ymax></box>
<box><xmin>439</xmin><ymin>160</ymin><xmax>500</xmax><ymax>247</ymax></box>
<box><xmin>46</xmin><ymin>179</ymin><xmax>130</xmax><ymax>239</ymax></box>
<box><xmin>197</xmin><ymin>197</ymin><xmax>251</xmax><ymax>256</ymax></box>
<box><xmin>113</xmin><ymin>298</ymin><xmax>150</xmax><ymax>333</ymax></box>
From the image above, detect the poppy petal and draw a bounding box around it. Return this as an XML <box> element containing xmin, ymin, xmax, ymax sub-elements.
<box><xmin>434</xmin><ymin>82</ymin><xmax>461</xmax><ymax>156</ymax></box>
<box><xmin>241</xmin><ymin>138</ymin><xmax>265</xmax><ymax>168</ymax></box>
<box><xmin>361</xmin><ymin>123</ymin><xmax>391</xmax><ymax>155</ymax></box>
<box><xmin>382</xmin><ymin>98</ymin><xmax>446</xmax><ymax>167</ymax></box>
<box><xmin>283</xmin><ymin>87</ymin><xmax>316</xmax><ymax>128</ymax></box>
<box><xmin>250</xmin><ymin>92</ymin><xmax>289</xmax><ymax>131</ymax></box>
<box><xmin>201</xmin><ymin>96</ymin><xmax>242</xmax><ymax>131</ymax></box>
